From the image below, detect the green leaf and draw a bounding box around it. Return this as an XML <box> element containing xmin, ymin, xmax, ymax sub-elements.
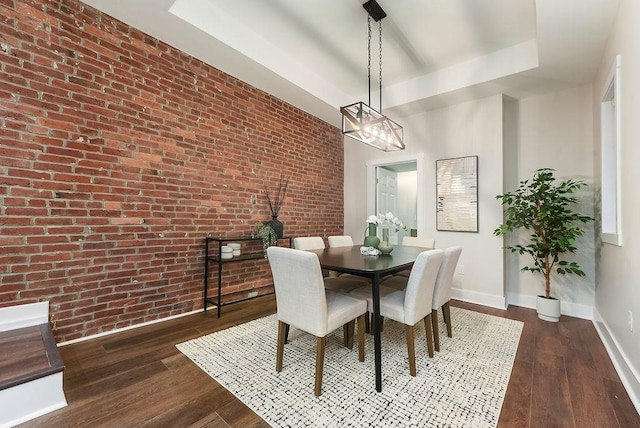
<box><xmin>494</xmin><ymin>168</ymin><xmax>594</xmax><ymax>290</ymax></box>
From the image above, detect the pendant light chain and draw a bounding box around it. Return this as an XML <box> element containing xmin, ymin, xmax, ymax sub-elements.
<box><xmin>379</xmin><ymin>20</ymin><xmax>383</xmax><ymax>112</ymax></box>
<box><xmin>339</xmin><ymin>0</ymin><xmax>404</xmax><ymax>151</ymax></box>
<box><xmin>367</xmin><ymin>15</ymin><xmax>372</xmax><ymax>107</ymax></box>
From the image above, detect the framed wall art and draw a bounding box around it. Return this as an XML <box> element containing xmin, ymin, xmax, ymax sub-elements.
<box><xmin>436</xmin><ymin>155</ymin><xmax>478</xmax><ymax>232</ymax></box>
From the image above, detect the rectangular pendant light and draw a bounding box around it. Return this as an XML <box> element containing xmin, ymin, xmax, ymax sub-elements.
<box><xmin>340</xmin><ymin>1</ymin><xmax>404</xmax><ymax>152</ymax></box>
<box><xmin>341</xmin><ymin>101</ymin><xmax>404</xmax><ymax>151</ymax></box>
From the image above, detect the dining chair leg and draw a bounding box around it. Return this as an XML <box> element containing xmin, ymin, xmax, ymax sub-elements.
<box><xmin>315</xmin><ymin>336</ymin><xmax>326</xmax><ymax>396</ymax></box>
<box><xmin>405</xmin><ymin>325</ymin><xmax>417</xmax><ymax>376</ymax></box>
<box><xmin>342</xmin><ymin>324</ymin><xmax>348</xmax><ymax>347</ymax></box>
<box><xmin>431</xmin><ymin>309</ymin><xmax>440</xmax><ymax>352</ymax></box>
<box><xmin>424</xmin><ymin>314</ymin><xmax>434</xmax><ymax>358</ymax></box>
<box><xmin>276</xmin><ymin>321</ymin><xmax>287</xmax><ymax>372</ymax></box>
<box><xmin>357</xmin><ymin>314</ymin><xmax>365</xmax><ymax>362</ymax></box>
<box><xmin>364</xmin><ymin>312</ymin><xmax>370</xmax><ymax>334</ymax></box>
<box><xmin>345</xmin><ymin>320</ymin><xmax>355</xmax><ymax>349</ymax></box>
<box><xmin>284</xmin><ymin>323</ymin><xmax>290</xmax><ymax>344</ymax></box>
<box><xmin>443</xmin><ymin>301</ymin><xmax>452</xmax><ymax>337</ymax></box>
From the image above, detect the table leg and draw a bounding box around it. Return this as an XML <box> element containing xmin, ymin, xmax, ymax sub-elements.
<box><xmin>217</xmin><ymin>258</ymin><xmax>222</xmax><ymax>318</ymax></box>
<box><xmin>204</xmin><ymin>239</ymin><xmax>209</xmax><ymax>312</ymax></box>
<box><xmin>372</xmin><ymin>272</ymin><xmax>382</xmax><ymax>392</ymax></box>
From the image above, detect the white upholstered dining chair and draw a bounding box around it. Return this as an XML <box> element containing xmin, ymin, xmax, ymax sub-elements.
<box><xmin>327</xmin><ymin>235</ymin><xmax>370</xmax><ymax>285</ymax></box>
<box><xmin>402</xmin><ymin>236</ymin><xmax>436</xmax><ymax>249</ymax></box>
<box><xmin>293</xmin><ymin>236</ymin><xmax>325</xmax><ymax>251</ymax></box>
<box><xmin>350</xmin><ymin>249</ymin><xmax>444</xmax><ymax>376</ymax></box>
<box><xmin>327</xmin><ymin>235</ymin><xmax>354</xmax><ymax>247</ymax></box>
<box><xmin>386</xmin><ymin>235</ymin><xmax>437</xmax><ymax>284</ymax></box>
<box><xmin>267</xmin><ymin>246</ymin><xmax>367</xmax><ymax>396</ymax></box>
<box><xmin>431</xmin><ymin>246</ymin><xmax>462</xmax><ymax>351</ymax></box>
<box><xmin>294</xmin><ymin>236</ymin><xmax>331</xmax><ymax>279</ymax></box>
<box><xmin>293</xmin><ymin>236</ymin><xmax>364</xmax><ymax>292</ymax></box>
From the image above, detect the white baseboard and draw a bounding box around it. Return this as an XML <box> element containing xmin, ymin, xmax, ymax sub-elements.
<box><xmin>59</xmin><ymin>305</ymin><xmax>217</xmax><ymax>346</ymax></box>
<box><xmin>593</xmin><ymin>308</ymin><xmax>640</xmax><ymax>415</ymax></box>
<box><xmin>0</xmin><ymin>372</ymin><xmax>67</xmax><ymax>428</ymax></box>
<box><xmin>452</xmin><ymin>287</ymin><xmax>507</xmax><ymax>310</ymax></box>
<box><xmin>506</xmin><ymin>292</ymin><xmax>593</xmax><ymax>320</ymax></box>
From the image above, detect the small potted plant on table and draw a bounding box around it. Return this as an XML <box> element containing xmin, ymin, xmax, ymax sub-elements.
<box><xmin>252</xmin><ymin>223</ymin><xmax>278</xmax><ymax>258</ymax></box>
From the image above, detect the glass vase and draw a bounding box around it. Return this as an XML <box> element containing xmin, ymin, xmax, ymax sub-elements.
<box><xmin>378</xmin><ymin>227</ymin><xmax>394</xmax><ymax>254</ymax></box>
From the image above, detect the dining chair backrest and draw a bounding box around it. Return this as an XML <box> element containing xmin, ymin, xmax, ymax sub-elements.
<box><xmin>432</xmin><ymin>246</ymin><xmax>462</xmax><ymax>309</ymax></box>
<box><xmin>402</xmin><ymin>236</ymin><xmax>436</xmax><ymax>249</ymax></box>
<box><xmin>403</xmin><ymin>249</ymin><xmax>443</xmax><ymax>325</ymax></box>
<box><xmin>267</xmin><ymin>246</ymin><xmax>328</xmax><ymax>337</ymax></box>
<box><xmin>293</xmin><ymin>236</ymin><xmax>325</xmax><ymax>251</ymax></box>
<box><xmin>327</xmin><ymin>235</ymin><xmax>354</xmax><ymax>248</ymax></box>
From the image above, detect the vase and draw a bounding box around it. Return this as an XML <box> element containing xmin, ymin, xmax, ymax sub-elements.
<box><xmin>536</xmin><ymin>295</ymin><xmax>560</xmax><ymax>322</ymax></box>
<box><xmin>363</xmin><ymin>223</ymin><xmax>380</xmax><ymax>248</ymax></box>
<box><xmin>378</xmin><ymin>227</ymin><xmax>394</xmax><ymax>254</ymax></box>
<box><xmin>266</xmin><ymin>216</ymin><xmax>283</xmax><ymax>239</ymax></box>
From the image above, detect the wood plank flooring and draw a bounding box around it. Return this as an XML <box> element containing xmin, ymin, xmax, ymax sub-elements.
<box><xmin>21</xmin><ymin>296</ymin><xmax>639</xmax><ymax>427</ymax></box>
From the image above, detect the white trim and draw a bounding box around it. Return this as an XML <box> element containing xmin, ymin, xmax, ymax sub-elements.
<box><xmin>506</xmin><ymin>292</ymin><xmax>593</xmax><ymax>320</ymax></box>
<box><xmin>366</xmin><ymin>152</ymin><xmax>425</xmax><ymax>236</ymax></box>
<box><xmin>59</xmin><ymin>305</ymin><xmax>217</xmax><ymax>346</ymax></box>
<box><xmin>0</xmin><ymin>301</ymin><xmax>49</xmax><ymax>331</ymax></box>
<box><xmin>601</xmin><ymin>232</ymin><xmax>622</xmax><ymax>247</ymax></box>
<box><xmin>560</xmin><ymin>301</ymin><xmax>594</xmax><ymax>320</ymax></box>
<box><xmin>0</xmin><ymin>372</ymin><xmax>67</xmax><ymax>428</ymax></box>
<box><xmin>452</xmin><ymin>287</ymin><xmax>507</xmax><ymax>310</ymax></box>
<box><xmin>600</xmin><ymin>54</ymin><xmax>622</xmax><ymax>246</ymax></box>
<box><xmin>593</xmin><ymin>307</ymin><xmax>640</xmax><ymax>415</ymax></box>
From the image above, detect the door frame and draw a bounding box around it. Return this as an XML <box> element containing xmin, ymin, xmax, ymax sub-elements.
<box><xmin>366</xmin><ymin>152</ymin><xmax>425</xmax><ymax>238</ymax></box>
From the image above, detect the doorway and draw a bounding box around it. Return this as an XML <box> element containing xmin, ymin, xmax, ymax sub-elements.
<box><xmin>366</xmin><ymin>153</ymin><xmax>424</xmax><ymax>245</ymax></box>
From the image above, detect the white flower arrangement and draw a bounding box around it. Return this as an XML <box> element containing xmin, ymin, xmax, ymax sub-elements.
<box><xmin>366</xmin><ymin>212</ymin><xmax>408</xmax><ymax>232</ymax></box>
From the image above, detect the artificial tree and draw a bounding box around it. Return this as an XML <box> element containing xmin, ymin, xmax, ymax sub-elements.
<box><xmin>494</xmin><ymin>168</ymin><xmax>594</xmax><ymax>300</ymax></box>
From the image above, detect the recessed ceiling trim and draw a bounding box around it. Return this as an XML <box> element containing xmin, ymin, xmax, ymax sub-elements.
<box><xmin>169</xmin><ymin>0</ymin><xmax>350</xmax><ymax>109</ymax></box>
<box><xmin>381</xmin><ymin>39</ymin><xmax>540</xmax><ymax>110</ymax></box>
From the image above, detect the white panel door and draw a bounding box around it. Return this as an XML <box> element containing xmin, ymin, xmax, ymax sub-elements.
<box><xmin>376</xmin><ymin>167</ymin><xmax>399</xmax><ymax>244</ymax></box>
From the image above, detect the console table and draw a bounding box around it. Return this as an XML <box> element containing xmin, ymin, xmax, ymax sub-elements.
<box><xmin>203</xmin><ymin>236</ymin><xmax>292</xmax><ymax>317</ymax></box>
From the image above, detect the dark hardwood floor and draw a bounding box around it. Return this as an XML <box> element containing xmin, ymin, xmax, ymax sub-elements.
<box><xmin>21</xmin><ymin>295</ymin><xmax>639</xmax><ymax>427</ymax></box>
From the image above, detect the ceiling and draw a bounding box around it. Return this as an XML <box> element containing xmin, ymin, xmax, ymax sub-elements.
<box><xmin>81</xmin><ymin>0</ymin><xmax>619</xmax><ymax>128</ymax></box>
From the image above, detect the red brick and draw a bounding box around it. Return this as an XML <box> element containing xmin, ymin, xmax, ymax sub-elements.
<box><xmin>0</xmin><ymin>0</ymin><xmax>344</xmax><ymax>342</ymax></box>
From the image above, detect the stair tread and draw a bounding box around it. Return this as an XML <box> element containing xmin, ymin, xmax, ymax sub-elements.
<box><xmin>0</xmin><ymin>323</ymin><xmax>64</xmax><ymax>391</ymax></box>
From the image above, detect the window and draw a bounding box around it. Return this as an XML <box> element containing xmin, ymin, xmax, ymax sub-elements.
<box><xmin>600</xmin><ymin>55</ymin><xmax>622</xmax><ymax>246</ymax></box>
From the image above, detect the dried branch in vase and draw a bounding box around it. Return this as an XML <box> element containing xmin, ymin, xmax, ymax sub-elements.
<box><xmin>264</xmin><ymin>174</ymin><xmax>289</xmax><ymax>217</ymax></box>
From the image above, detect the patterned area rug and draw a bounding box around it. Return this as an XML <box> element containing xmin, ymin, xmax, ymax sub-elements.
<box><xmin>176</xmin><ymin>307</ymin><xmax>523</xmax><ymax>427</ymax></box>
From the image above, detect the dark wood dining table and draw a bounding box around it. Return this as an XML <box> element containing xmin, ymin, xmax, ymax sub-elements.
<box><xmin>309</xmin><ymin>244</ymin><xmax>425</xmax><ymax>392</ymax></box>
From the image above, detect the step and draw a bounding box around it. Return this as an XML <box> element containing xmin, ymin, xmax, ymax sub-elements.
<box><xmin>0</xmin><ymin>323</ymin><xmax>64</xmax><ymax>391</ymax></box>
<box><xmin>0</xmin><ymin>303</ymin><xmax>67</xmax><ymax>427</ymax></box>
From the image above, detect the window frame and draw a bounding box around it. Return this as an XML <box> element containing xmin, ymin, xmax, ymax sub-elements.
<box><xmin>600</xmin><ymin>55</ymin><xmax>622</xmax><ymax>246</ymax></box>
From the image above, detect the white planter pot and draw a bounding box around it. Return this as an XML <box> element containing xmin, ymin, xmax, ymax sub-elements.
<box><xmin>536</xmin><ymin>295</ymin><xmax>560</xmax><ymax>322</ymax></box>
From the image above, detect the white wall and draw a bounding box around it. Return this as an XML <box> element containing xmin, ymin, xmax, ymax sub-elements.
<box><xmin>507</xmin><ymin>84</ymin><xmax>596</xmax><ymax>318</ymax></box>
<box><xmin>344</xmin><ymin>137</ymin><xmax>376</xmax><ymax>243</ymax></box>
<box><xmin>593</xmin><ymin>0</ymin><xmax>640</xmax><ymax>410</ymax></box>
<box><xmin>345</xmin><ymin>94</ymin><xmax>506</xmax><ymax>309</ymax></box>
<box><xmin>344</xmin><ymin>1</ymin><xmax>640</xmax><ymax>410</ymax></box>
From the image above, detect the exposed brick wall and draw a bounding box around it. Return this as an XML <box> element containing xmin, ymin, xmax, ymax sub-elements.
<box><xmin>0</xmin><ymin>0</ymin><xmax>345</xmax><ymax>342</ymax></box>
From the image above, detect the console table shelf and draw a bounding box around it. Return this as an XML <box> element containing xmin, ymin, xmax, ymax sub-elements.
<box><xmin>204</xmin><ymin>236</ymin><xmax>292</xmax><ymax>317</ymax></box>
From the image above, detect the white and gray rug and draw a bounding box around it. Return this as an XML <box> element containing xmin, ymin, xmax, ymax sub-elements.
<box><xmin>176</xmin><ymin>307</ymin><xmax>523</xmax><ymax>428</ymax></box>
